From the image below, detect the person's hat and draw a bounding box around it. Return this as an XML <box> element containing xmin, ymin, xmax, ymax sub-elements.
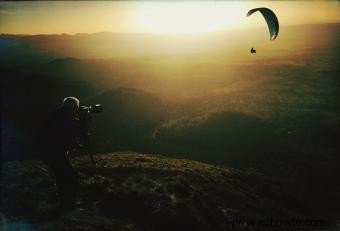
<box><xmin>62</xmin><ymin>96</ymin><xmax>80</xmax><ymax>109</ymax></box>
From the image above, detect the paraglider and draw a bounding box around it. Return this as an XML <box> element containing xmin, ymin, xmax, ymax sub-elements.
<box><xmin>247</xmin><ymin>7</ymin><xmax>279</xmax><ymax>53</ymax></box>
<box><xmin>247</xmin><ymin>7</ymin><xmax>279</xmax><ymax>41</ymax></box>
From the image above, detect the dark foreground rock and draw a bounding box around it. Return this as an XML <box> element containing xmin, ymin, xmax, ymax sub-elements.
<box><xmin>1</xmin><ymin>152</ymin><xmax>310</xmax><ymax>231</ymax></box>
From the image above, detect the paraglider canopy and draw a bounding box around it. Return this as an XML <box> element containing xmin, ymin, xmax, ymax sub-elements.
<box><xmin>247</xmin><ymin>7</ymin><xmax>279</xmax><ymax>40</ymax></box>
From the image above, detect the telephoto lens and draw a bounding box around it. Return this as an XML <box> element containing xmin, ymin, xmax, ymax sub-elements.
<box><xmin>89</xmin><ymin>104</ymin><xmax>103</xmax><ymax>113</ymax></box>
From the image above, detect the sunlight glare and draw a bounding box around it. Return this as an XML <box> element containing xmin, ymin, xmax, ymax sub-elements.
<box><xmin>137</xmin><ymin>2</ymin><xmax>247</xmax><ymax>34</ymax></box>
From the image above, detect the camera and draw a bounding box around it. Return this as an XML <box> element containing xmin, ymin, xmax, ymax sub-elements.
<box><xmin>79</xmin><ymin>104</ymin><xmax>102</xmax><ymax>116</ymax></box>
<box><xmin>80</xmin><ymin>104</ymin><xmax>103</xmax><ymax>114</ymax></box>
<box><xmin>77</xmin><ymin>104</ymin><xmax>103</xmax><ymax>122</ymax></box>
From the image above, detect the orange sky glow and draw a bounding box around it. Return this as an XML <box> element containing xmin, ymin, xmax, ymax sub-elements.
<box><xmin>0</xmin><ymin>1</ymin><xmax>339</xmax><ymax>35</ymax></box>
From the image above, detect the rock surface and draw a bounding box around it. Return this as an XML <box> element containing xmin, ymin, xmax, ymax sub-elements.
<box><xmin>1</xmin><ymin>152</ymin><xmax>302</xmax><ymax>231</ymax></box>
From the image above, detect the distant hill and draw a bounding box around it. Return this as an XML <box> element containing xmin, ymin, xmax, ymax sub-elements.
<box><xmin>1</xmin><ymin>23</ymin><xmax>339</xmax><ymax>67</ymax></box>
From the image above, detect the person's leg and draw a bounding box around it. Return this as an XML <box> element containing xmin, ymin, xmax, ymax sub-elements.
<box><xmin>56</xmin><ymin>154</ymin><xmax>78</xmax><ymax>211</ymax></box>
<box><xmin>42</xmin><ymin>149</ymin><xmax>79</xmax><ymax>212</ymax></box>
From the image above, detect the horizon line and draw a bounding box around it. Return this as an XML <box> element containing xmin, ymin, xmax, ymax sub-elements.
<box><xmin>1</xmin><ymin>21</ymin><xmax>339</xmax><ymax>37</ymax></box>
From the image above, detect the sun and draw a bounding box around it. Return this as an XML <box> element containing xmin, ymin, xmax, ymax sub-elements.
<box><xmin>136</xmin><ymin>2</ymin><xmax>247</xmax><ymax>34</ymax></box>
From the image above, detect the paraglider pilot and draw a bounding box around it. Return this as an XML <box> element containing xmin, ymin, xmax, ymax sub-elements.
<box><xmin>250</xmin><ymin>47</ymin><xmax>256</xmax><ymax>54</ymax></box>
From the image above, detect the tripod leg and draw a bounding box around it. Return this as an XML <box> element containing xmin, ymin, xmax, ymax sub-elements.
<box><xmin>85</xmin><ymin>135</ymin><xmax>96</xmax><ymax>167</ymax></box>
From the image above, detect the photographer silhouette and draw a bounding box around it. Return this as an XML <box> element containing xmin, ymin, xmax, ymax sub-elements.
<box><xmin>39</xmin><ymin>97</ymin><xmax>82</xmax><ymax>212</ymax></box>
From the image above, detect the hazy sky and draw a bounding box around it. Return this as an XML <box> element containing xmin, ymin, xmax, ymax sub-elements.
<box><xmin>0</xmin><ymin>1</ymin><xmax>339</xmax><ymax>34</ymax></box>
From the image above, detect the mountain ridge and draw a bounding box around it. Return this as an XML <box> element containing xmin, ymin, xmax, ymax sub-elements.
<box><xmin>1</xmin><ymin>22</ymin><xmax>339</xmax><ymax>37</ymax></box>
